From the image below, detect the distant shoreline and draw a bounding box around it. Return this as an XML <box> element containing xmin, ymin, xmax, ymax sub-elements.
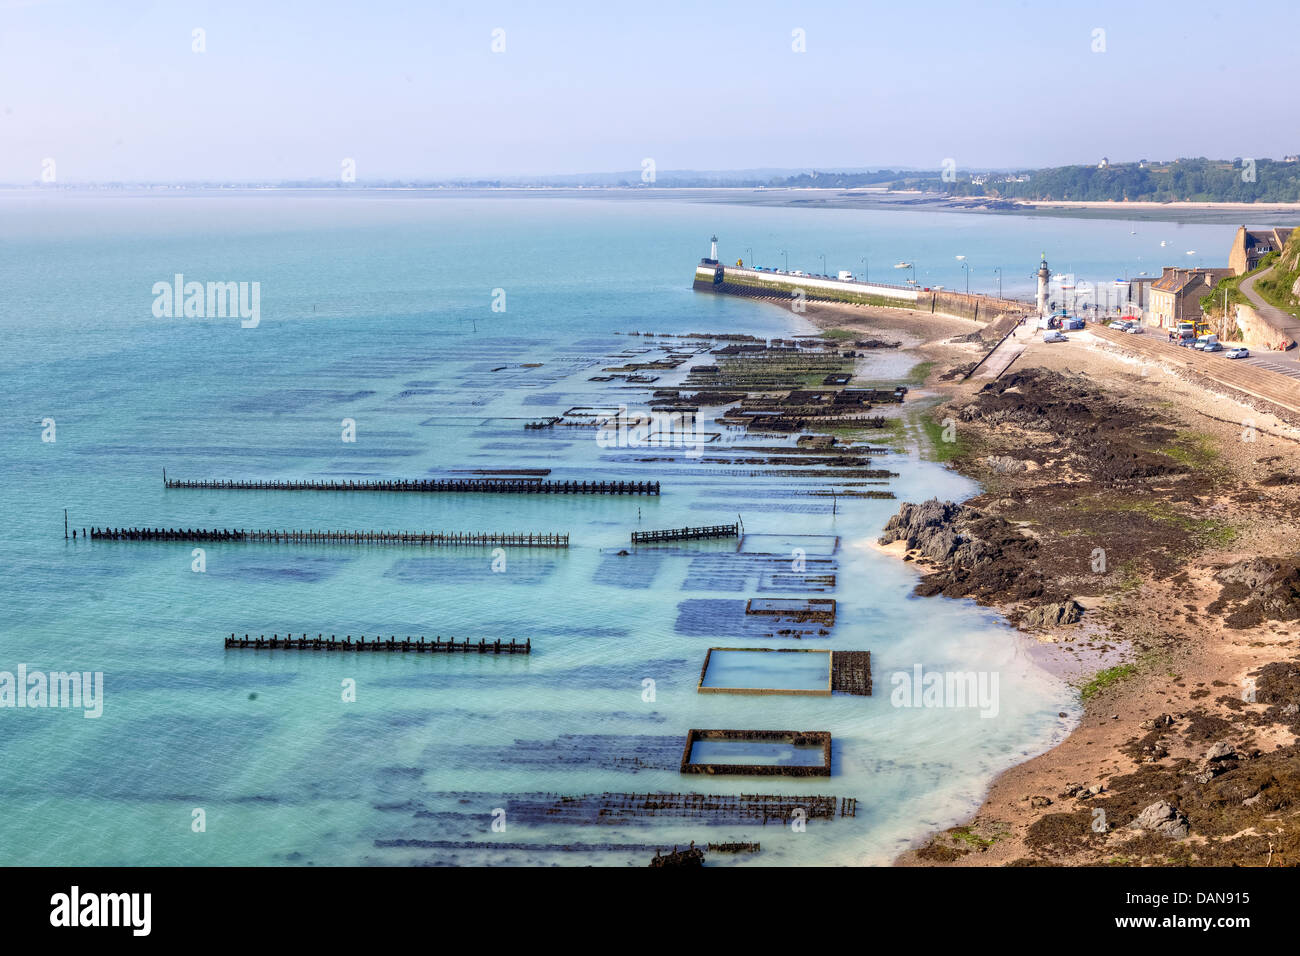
<box><xmin>7</xmin><ymin>185</ymin><xmax>1300</xmax><ymax>226</ymax></box>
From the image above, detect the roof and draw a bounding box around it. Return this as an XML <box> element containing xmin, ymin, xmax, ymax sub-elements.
<box><xmin>1152</xmin><ymin>268</ymin><xmax>1227</xmax><ymax>294</ymax></box>
<box><xmin>1241</xmin><ymin>227</ymin><xmax>1295</xmax><ymax>252</ymax></box>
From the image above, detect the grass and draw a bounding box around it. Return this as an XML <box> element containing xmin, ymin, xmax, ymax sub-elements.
<box><xmin>1116</xmin><ymin>559</ymin><xmax>1143</xmax><ymax>592</ymax></box>
<box><xmin>903</xmin><ymin>360</ymin><xmax>936</xmax><ymax>386</ymax></box>
<box><xmin>820</xmin><ymin>328</ymin><xmax>857</xmax><ymax>341</ymax></box>
<box><xmin>920</xmin><ymin>412</ymin><xmax>969</xmax><ymax>462</ymax></box>
<box><xmin>1193</xmin><ymin>518</ymin><xmax>1238</xmax><ymax>548</ymax></box>
<box><xmin>1080</xmin><ymin>663</ymin><xmax>1137</xmax><ymax>700</ymax></box>
<box><xmin>950</xmin><ymin>826</ymin><xmax>997</xmax><ymax>849</ymax></box>
<box><xmin>1200</xmin><ymin>253</ymin><xmax>1276</xmax><ymax>319</ymax></box>
<box><xmin>1159</xmin><ymin>431</ymin><xmax>1218</xmax><ymax>468</ymax></box>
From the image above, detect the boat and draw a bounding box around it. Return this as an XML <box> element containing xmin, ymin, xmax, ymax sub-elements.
<box><xmin>894</xmin><ymin>261</ymin><xmax>912</xmax><ymax>269</ymax></box>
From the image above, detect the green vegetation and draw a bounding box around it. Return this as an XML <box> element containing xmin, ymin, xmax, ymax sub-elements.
<box><xmin>950</xmin><ymin>827</ymin><xmax>997</xmax><ymax>849</ymax></box>
<box><xmin>1252</xmin><ymin>231</ymin><xmax>1300</xmax><ymax>318</ymax></box>
<box><xmin>920</xmin><ymin>412</ymin><xmax>968</xmax><ymax>462</ymax></box>
<box><xmin>1193</xmin><ymin>519</ymin><xmax>1238</xmax><ymax>548</ymax></box>
<box><xmin>1201</xmin><ymin>254</ymin><xmax>1277</xmax><ymax>320</ymax></box>
<box><xmin>1159</xmin><ymin>431</ymin><xmax>1218</xmax><ymax>468</ymax></box>
<box><xmin>896</xmin><ymin>157</ymin><xmax>1300</xmax><ymax>203</ymax></box>
<box><xmin>1080</xmin><ymin>663</ymin><xmax>1137</xmax><ymax>700</ymax></box>
<box><xmin>1116</xmin><ymin>559</ymin><xmax>1143</xmax><ymax>592</ymax></box>
<box><xmin>820</xmin><ymin>328</ymin><xmax>857</xmax><ymax>341</ymax></box>
<box><xmin>902</xmin><ymin>360</ymin><xmax>936</xmax><ymax>386</ymax></box>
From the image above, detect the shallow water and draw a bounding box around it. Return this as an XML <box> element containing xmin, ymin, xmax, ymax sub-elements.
<box><xmin>1</xmin><ymin>193</ymin><xmax>1223</xmax><ymax>865</ymax></box>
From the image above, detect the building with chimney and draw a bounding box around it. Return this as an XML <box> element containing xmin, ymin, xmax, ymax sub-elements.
<box><xmin>1148</xmin><ymin>266</ymin><xmax>1232</xmax><ymax>328</ymax></box>
<box><xmin>1228</xmin><ymin>226</ymin><xmax>1294</xmax><ymax>276</ymax></box>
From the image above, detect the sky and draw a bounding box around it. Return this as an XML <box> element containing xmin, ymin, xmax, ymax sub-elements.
<box><xmin>1</xmin><ymin>0</ymin><xmax>1297</xmax><ymax>183</ymax></box>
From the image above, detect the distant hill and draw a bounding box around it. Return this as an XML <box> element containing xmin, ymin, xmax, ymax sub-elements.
<box><xmin>897</xmin><ymin>158</ymin><xmax>1300</xmax><ymax>203</ymax></box>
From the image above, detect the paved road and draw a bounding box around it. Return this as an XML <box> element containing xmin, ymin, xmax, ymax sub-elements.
<box><xmin>1246</xmin><ymin>355</ymin><xmax>1300</xmax><ymax>380</ymax></box>
<box><xmin>1239</xmin><ymin>265</ymin><xmax>1300</xmax><ymax>345</ymax></box>
<box><xmin>1087</xmin><ymin>325</ymin><xmax>1300</xmax><ymax>416</ymax></box>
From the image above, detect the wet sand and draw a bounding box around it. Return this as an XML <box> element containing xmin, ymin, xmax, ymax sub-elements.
<box><xmin>796</xmin><ymin>296</ymin><xmax>1300</xmax><ymax>866</ymax></box>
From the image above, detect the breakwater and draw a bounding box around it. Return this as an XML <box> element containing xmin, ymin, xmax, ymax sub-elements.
<box><xmin>694</xmin><ymin>263</ymin><xmax>1030</xmax><ymax>323</ymax></box>
<box><xmin>163</xmin><ymin>477</ymin><xmax>660</xmax><ymax>495</ymax></box>
<box><xmin>88</xmin><ymin>527</ymin><xmax>569</xmax><ymax>547</ymax></box>
<box><xmin>225</xmin><ymin>634</ymin><xmax>532</xmax><ymax>653</ymax></box>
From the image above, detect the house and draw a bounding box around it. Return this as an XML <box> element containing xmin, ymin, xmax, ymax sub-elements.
<box><xmin>1148</xmin><ymin>267</ymin><xmax>1232</xmax><ymax>327</ymax></box>
<box><xmin>1228</xmin><ymin>225</ymin><xmax>1295</xmax><ymax>276</ymax></box>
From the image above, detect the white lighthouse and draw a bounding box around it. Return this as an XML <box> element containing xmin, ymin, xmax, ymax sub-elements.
<box><xmin>1036</xmin><ymin>255</ymin><xmax>1051</xmax><ymax>315</ymax></box>
<box><xmin>710</xmin><ymin>234</ymin><xmax>719</xmax><ymax>262</ymax></box>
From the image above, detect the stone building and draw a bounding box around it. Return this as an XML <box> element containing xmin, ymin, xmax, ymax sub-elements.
<box><xmin>1228</xmin><ymin>226</ymin><xmax>1295</xmax><ymax>276</ymax></box>
<box><xmin>1149</xmin><ymin>267</ymin><xmax>1232</xmax><ymax>328</ymax></box>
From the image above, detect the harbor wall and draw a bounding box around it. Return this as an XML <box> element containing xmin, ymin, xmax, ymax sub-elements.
<box><xmin>694</xmin><ymin>264</ymin><xmax>1031</xmax><ymax>323</ymax></box>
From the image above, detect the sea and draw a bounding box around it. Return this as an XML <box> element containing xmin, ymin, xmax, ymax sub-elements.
<box><xmin>0</xmin><ymin>191</ymin><xmax>1237</xmax><ymax>865</ymax></box>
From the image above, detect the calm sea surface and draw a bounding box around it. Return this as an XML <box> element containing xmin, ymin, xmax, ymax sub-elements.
<box><xmin>0</xmin><ymin>193</ymin><xmax>1235</xmax><ymax>865</ymax></box>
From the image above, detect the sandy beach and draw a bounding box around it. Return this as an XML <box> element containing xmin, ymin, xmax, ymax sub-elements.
<box><xmin>794</xmin><ymin>295</ymin><xmax>1300</xmax><ymax>866</ymax></box>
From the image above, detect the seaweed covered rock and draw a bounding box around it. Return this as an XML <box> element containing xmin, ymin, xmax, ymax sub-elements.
<box><xmin>1212</xmin><ymin>556</ymin><xmax>1300</xmax><ymax>628</ymax></box>
<box><xmin>1128</xmin><ymin>801</ymin><xmax>1190</xmax><ymax>839</ymax></box>
<box><xmin>1022</xmin><ymin>599</ymin><xmax>1085</xmax><ymax>629</ymax></box>
<box><xmin>880</xmin><ymin>498</ymin><xmax>1048</xmax><ymax>605</ymax></box>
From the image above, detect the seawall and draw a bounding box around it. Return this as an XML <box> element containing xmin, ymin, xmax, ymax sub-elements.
<box><xmin>694</xmin><ymin>263</ymin><xmax>1030</xmax><ymax>324</ymax></box>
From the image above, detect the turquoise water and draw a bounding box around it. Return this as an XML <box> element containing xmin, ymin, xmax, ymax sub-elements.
<box><xmin>701</xmin><ymin>650</ymin><xmax>830</xmax><ymax>692</ymax></box>
<box><xmin>0</xmin><ymin>194</ymin><xmax>1233</xmax><ymax>865</ymax></box>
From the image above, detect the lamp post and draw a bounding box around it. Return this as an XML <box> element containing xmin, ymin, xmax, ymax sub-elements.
<box><xmin>780</xmin><ymin>249</ymin><xmax>788</xmax><ymax>272</ymax></box>
<box><xmin>745</xmin><ymin>247</ymin><xmax>753</xmax><ymax>268</ymax></box>
<box><xmin>960</xmin><ymin>262</ymin><xmax>970</xmax><ymax>294</ymax></box>
<box><xmin>993</xmin><ymin>267</ymin><xmax>1002</xmax><ymax>298</ymax></box>
<box><xmin>861</xmin><ymin>256</ymin><xmax>869</xmax><ymax>283</ymax></box>
<box><xmin>818</xmin><ymin>253</ymin><xmax>827</xmax><ymax>276</ymax></box>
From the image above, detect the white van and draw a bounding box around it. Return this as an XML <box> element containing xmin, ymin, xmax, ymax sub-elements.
<box><xmin>1194</xmin><ymin>334</ymin><xmax>1218</xmax><ymax>351</ymax></box>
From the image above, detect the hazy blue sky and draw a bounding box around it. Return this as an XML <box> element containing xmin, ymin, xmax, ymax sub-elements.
<box><xmin>2</xmin><ymin>0</ymin><xmax>1297</xmax><ymax>182</ymax></box>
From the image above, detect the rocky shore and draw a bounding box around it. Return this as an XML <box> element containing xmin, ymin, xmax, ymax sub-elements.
<box><xmin>798</xmin><ymin>297</ymin><xmax>1300</xmax><ymax>866</ymax></box>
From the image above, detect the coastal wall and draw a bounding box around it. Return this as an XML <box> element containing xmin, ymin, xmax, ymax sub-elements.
<box><xmin>1234</xmin><ymin>302</ymin><xmax>1296</xmax><ymax>349</ymax></box>
<box><xmin>694</xmin><ymin>265</ymin><xmax>918</xmax><ymax>303</ymax></box>
<box><xmin>924</xmin><ymin>290</ymin><xmax>1031</xmax><ymax>323</ymax></box>
<box><xmin>694</xmin><ymin>264</ymin><xmax>1032</xmax><ymax>323</ymax></box>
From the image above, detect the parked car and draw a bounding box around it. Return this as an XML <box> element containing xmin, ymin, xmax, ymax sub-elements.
<box><xmin>1043</xmin><ymin>330</ymin><xmax>1068</xmax><ymax>343</ymax></box>
<box><xmin>1226</xmin><ymin>347</ymin><xmax>1250</xmax><ymax>359</ymax></box>
<box><xmin>1203</xmin><ymin>342</ymin><xmax>1223</xmax><ymax>352</ymax></box>
<box><xmin>1123</xmin><ymin>323</ymin><xmax>1143</xmax><ymax>334</ymax></box>
<box><xmin>1108</xmin><ymin>320</ymin><xmax>1128</xmax><ymax>330</ymax></box>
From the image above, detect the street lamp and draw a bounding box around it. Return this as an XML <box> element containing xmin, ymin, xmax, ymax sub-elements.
<box><xmin>780</xmin><ymin>249</ymin><xmax>788</xmax><ymax>272</ymax></box>
<box><xmin>860</xmin><ymin>256</ymin><xmax>869</xmax><ymax>283</ymax></box>
<box><xmin>960</xmin><ymin>261</ymin><xmax>970</xmax><ymax>294</ymax></box>
<box><xmin>745</xmin><ymin>247</ymin><xmax>753</xmax><ymax>268</ymax></box>
<box><xmin>818</xmin><ymin>253</ymin><xmax>827</xmax><ymax>276</ymax></box>
<box><xmin>992</xmin><ymin>267</ymin><xmax>1002</xmax><ymax>298</ymax></box>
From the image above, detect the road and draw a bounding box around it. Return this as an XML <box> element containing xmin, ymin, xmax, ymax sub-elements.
<box><xmin>1240</xmin><ymin>265</ymin><xmax>1300</xmax><ymax>343</ymax></box>
<box><xmin>1236</xmin><ymin>265</ymin><xmax>1300</xmax><ymax>375</ymax></box>
<box><xmin>1087</xmin><ymin>324</ymin><xmax>1300</xmax><ymax>417</ymax></box>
